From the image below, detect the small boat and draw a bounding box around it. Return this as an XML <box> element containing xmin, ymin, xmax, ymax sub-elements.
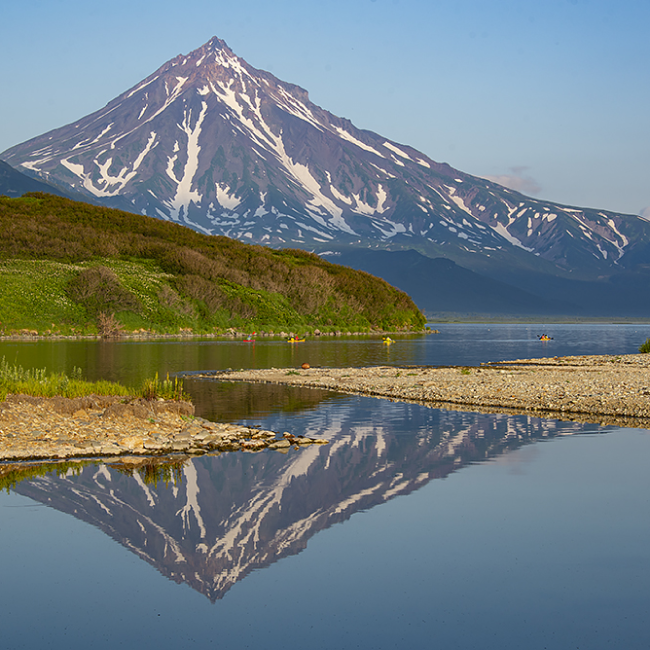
<box><xmin>243</xmin><ymin>332</ymin><xmax>256</xmax><ymax>342</ymax></box>
<box><xmin>382</xmin><ymin>337</ymin><xmax>394</xmax><ymax>345</ymax></box>
<box><xmin>538</xmin><ymin>334</ymin><xmax>553</xmax><ymax>341</ymax></box>
<box><xmin>287</xmin><ymin>337</ymin><xmax>306</xmax><ymax>343</ymax></box>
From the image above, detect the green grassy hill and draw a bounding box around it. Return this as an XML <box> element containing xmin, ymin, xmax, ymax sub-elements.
<box><xmin>0</xmin><ymin>193</ymin><xmax>425</xmax><ymax>335</ymax></box>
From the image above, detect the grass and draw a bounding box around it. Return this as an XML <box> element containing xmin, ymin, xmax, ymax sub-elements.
<box><xmin>0</xmin><ymin>259</ymin><xmax>88</xmax><ymax>333</ymax></box>
<box><xmin>111</xmin><ymin>458</ymin><xmax>186</xmax><ymax>488</ymax></box>
<box><xmin>140</xmin><ymin>372</ymin><xmax>186</xmax><ymax>401</ymax></box>
<box><xmin>639</xmin><ymin>338</ymin><xmax>650</xmax><ymax>353</ymax></box>
<box><xmin>0</xmin><ymin>258</ymin><xmax>192</xmax><ymax>334</ymax></box>
<box><xmin>0</xmin><ymin>256</ymin><xmax>416</xmax><ymax>336</ymax></box>
<box><xmin>0</xmin><ymin>460</ymin><xmax>94</xmax><ymax>493</ymax></box>
<box><xmin>0</xmin><ymin>457</ymin><xmax>186</xmax><ymax>493</ymax></box>
<box><xmin>0</xmin><ymin>358</ymin><xmax>187</xmax><ymax>402</ymax></box>
<box><xmin>0</xmin><ymin>194</ymin><xmax>426</xmax><ymax>334</ymax></box>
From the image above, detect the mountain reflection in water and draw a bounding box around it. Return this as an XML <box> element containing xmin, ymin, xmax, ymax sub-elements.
<box><xmin>13</xmin><ymin>396</ymin><xmax>607</xmax><ymax>601</ymax></box>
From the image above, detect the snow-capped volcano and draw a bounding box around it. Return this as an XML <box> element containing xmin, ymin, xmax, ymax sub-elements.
<box><xmin>3</xmin><ymin>36</ymin><xmax>650</xmax><ymax>279</ymax></box>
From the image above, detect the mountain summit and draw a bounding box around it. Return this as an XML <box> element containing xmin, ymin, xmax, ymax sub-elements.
<box><xmin>4</xmin><ymin>37</ymin><xmax>650</xmax><ymax>282</ymax></box>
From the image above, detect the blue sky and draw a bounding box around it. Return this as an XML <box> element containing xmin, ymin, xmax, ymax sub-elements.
<box><xmin>2</xmin><ymin>0</ymin><xmax>648</xmax><ymax>216</ymax></box>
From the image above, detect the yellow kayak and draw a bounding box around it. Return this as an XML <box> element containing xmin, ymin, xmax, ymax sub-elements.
<box><xmin>287</xmin><ymin>338</ymin><xmax>306</xmax><ymax>343</ymax></box>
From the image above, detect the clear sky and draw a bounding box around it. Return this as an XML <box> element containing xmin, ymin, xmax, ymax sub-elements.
<box><xmin>2</xmin><ymin>0</ymin><xmax>648</xmax><ymax>216</ymax></box>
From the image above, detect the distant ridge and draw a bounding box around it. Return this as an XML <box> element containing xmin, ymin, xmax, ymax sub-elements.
<box><xmin>4</xmin><ymin>36</ymin><xmax>650</xmax><ymax>288</ymax></box>
<box><xmin>331</xmin><ymin>249</ymin><xmax>577</xmax><ymax>317</ymax></box>
<box><xmin>0</xmin><ymin>160</ymin><xmax>72</xmax><ymax>198</ymax></box>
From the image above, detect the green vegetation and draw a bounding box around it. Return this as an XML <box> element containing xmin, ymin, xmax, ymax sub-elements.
<box><xmin>0</xmin><ymin>358</ymin><xmax>186</xmax><ymax>401</ymax></box>
<box><xmin>0</xmin><ymin>357</ymin><xmax>130</xmax><ymax>400</ymax></box>
<box><xmin>140</xmin><ymin>372</ymin><xmax>186</xmax><ymax>401</ymax></box>
<box><xmin>0</xmin><ymin>457</ymin><xmax>186</xmax><ymax>493</ymax></box>
<box><xmin>0</xmin><ymin>194</ymin><xmax>425</xmax><ymax>335</ymax></box>
<box><xmin>639</xmin><ymin>338</ymin><xmax>650</xmax><ymax>353</ymax></box>
<box><xmin>0</xmin><ymin>460</ymin><xmax>94</xmax><ymax>493</ymax></box>
<box><xmin>109</xmin><ymin>458</ymin><xmax>186</xmax><ymax>488</ymax></box>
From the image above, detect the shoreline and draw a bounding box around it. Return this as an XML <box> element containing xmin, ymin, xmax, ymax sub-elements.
<box><xmin>202</xmin><ymin>354</ymin><xmax>650</xmax><ymax>430</ymax></box>
<box><xmin>0</xmin><ymin>329</ymin><xmax>427</xmax><ymax>342</ymax></box>
<box><xmin>3</xmin><ymin>353</ymin><xmax>650</xmax><ymax>464</ymax></box>
<box><xmin>0</xmin><ymin>394</ymin><xmax>326</xmax><ymax>463</ymax></box>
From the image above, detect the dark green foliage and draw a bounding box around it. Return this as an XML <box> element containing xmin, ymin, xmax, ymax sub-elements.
<box><xmin>66</xmin><ymin>265</ymin><xmax>141</xmax><ymax>316</ymax></box>
<box><xmin>639</xmin><ymin>338</ymin><xmax>650</xmax><ymax>353</ymax></box>
<box><xmin>1</xmin><ymin>460</ymin><xmax>94</xmax><ymax>493</ymax></box>
<box><xmin>0</xmin><ymin>193</ymin><xmax>426</xmax><ymax>332</ymax></box>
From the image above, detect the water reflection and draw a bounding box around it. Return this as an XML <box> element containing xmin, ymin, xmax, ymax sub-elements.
<box><xmin>184</xmin><ymin>378</ymin><xmax>346</xmax><ymax>422</ymax></box>
<box><xmin>2</xmin><ymin>323</ymin><xmax>650</xmax><ymax>389</ymax></box>
<box><xmin>11</xmin><ymin>397</ymin><xmax>608</xmax><ymax>601</ymax></box>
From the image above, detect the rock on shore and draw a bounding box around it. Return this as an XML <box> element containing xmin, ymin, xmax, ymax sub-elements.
<box><xmin>205</xmin><ymin>354</ymin><xmax>650</xmax><ymax>429</ymax></box>
<box><xmin>0</xmin><ymin>394</ymin><xmax>327</xmax><ymax>462</ymax></box>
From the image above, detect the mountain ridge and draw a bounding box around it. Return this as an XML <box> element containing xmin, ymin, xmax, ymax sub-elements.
<box><xmin>0</xmin><ymin>159</ymin><xmax>77</xmax><ymax>199</ymax></box>
<box><xmin>4</xmin><ymin>36</ymin><xmax>650</xmax><ymax>287</ymax></box>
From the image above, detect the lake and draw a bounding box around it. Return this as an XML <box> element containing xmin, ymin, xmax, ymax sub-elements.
<box><xmin>1</xmin><ymin>323</ymin><xmax>649</xmax><ymax>649</ymax></box>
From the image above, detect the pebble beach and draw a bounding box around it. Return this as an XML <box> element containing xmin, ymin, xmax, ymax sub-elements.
<box><xmin>207</xmin><ymin>354</ymin><xmax>650</xmax><ymax>429</ymax></box>
<box><xmin>0</xmin><ymin>394</ymin><xmax>326</xmax><ymax>463</ymax></box>
<box><xmin>2</xmin><ymin>353</ymin><xmax>649</xmax><ymax>463</ymax></box>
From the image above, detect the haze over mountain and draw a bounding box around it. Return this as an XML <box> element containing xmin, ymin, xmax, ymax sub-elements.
<box><xmin>0</xmin><ymin>160</ymin><xmax>75</xmax><ymax>199</ymax></box>
<box><xmin>4</xmin><ymin>37</ymin><xmax>650</xmax><ymax>316</ymax></box>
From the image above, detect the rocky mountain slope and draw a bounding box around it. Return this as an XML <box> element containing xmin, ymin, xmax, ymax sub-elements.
<box><xmin>4</xmin><ymin>37</ymin><xmax>650</xmax><ymax>285</ymax></box>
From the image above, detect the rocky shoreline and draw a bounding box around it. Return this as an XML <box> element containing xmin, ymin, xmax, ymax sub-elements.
<box><xmin>0</xmin><ymin>328</ymin><xmax>425</xmax><ymax>341</ymax></box>
<box><xmin>0</xmin><ymin>394</ymin><xmax>327</xmax><ymax>463</ymax></box>
<box><xmin>204</xmin><ymin>354</ymin><xmax>650</xmax><ymax>430</ymax></box>
<box><xmin>3</xmin><ymin>353</ymin><xmax>649</xmax><ymax>464</ymax></box>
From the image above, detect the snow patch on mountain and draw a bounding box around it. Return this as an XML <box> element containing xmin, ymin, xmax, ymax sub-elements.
<box><xmin>491</xmin><ymin>221</ymin><xmax>534</xmax><ymax>252</ymax></box>
<box><xmin>216</xmin><ymin>184</ymin><xmax>241</xmax><ymax>210</ymax></box>
<box><xmin>334</xmin><ymin>127</ymin><xmax>385</xmax><ymax>157</ymax></box>
<box><xmin>373</xmin><ymin>219</ymin><xmax>407</xmax><ymax>239</ymax></box>
<box><xmin>383</xmin><ymin>141</ymin><xmax>412</xmax><ymax>160</ymax></box>
<box><xmin>164</xmin><ymin>103</ymin><xmax>208</xmax><ymax>220</ymax></box>
<box><xmin>176</xmin><ymin>463</ymin><xmax>207</xmax><ymax>539</ymax></box>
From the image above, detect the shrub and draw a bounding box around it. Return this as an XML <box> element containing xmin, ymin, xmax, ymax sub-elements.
<box><xmin>66</xmin><ymin>265</ymin><xmax>141</xmax><ymax>316</ymax></box>
<box><xmin>96</xmin><ymin>311</ymin><xmax>123</xmax><ymax>338</ymax></box>
<box><xmin>140</xmin><ymin>372</ymin><xmax>186</xmax><ymax>401</ymax></box>
<box><xmin>639</xmin><ymin>338</ymin><xmax>650</xmax><ymax>353</ymax></box>
<box><xmin>0</xmin><ymin>194</ymin><xmax>426</xmax><ymax>332</ymax></box>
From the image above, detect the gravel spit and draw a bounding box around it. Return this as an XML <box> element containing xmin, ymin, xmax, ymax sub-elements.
<box><xmin>205</xmin><ymin>354</ymin><xmax>650</xmax><ymax>430</ymax></box>
<box><xmin>0</xmin><ymin>395</ymin><xmax>326</xmax><ymax>462</ymax></box>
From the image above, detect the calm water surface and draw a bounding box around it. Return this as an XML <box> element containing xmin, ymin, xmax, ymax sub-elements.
<box><xmin>1</xmin><ymin>324</ymin><xmax>649</xmax><ymax>648</ymax></box>
<box><xmin>1</xmin><ymin>323</ymin><xmax>649</xmax><ymax>389</ymax></box>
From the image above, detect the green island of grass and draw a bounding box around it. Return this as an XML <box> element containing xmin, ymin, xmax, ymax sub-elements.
<box><xmin>0</xmin><ymin>193</ymin><xmax>426</xmax><ymax>336</ymax></box>
<box><xmin>0</xmin><ymin>357</ymin><xmax>185</xmax><ymax>402</ymax></box>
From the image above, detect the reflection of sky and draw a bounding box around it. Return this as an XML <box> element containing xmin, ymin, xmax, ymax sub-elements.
<box><xmin>1</xmin><ymin>1</ymin><xmax>650</xmax><ymax>215</ymax></box>
<box><xmin>2</xmin><ymin>411</ymin><xmax>649</xmax><ymax>649</ymax></box>
<box><xmin>16</xmin><ymin>398</ymin><xmax>595</xmax><ymax>601</ymax></box>
<box><xmin>2</xmin><ymin>324</ymin><xmax>650</xmax><ymax>387</ymax></box>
